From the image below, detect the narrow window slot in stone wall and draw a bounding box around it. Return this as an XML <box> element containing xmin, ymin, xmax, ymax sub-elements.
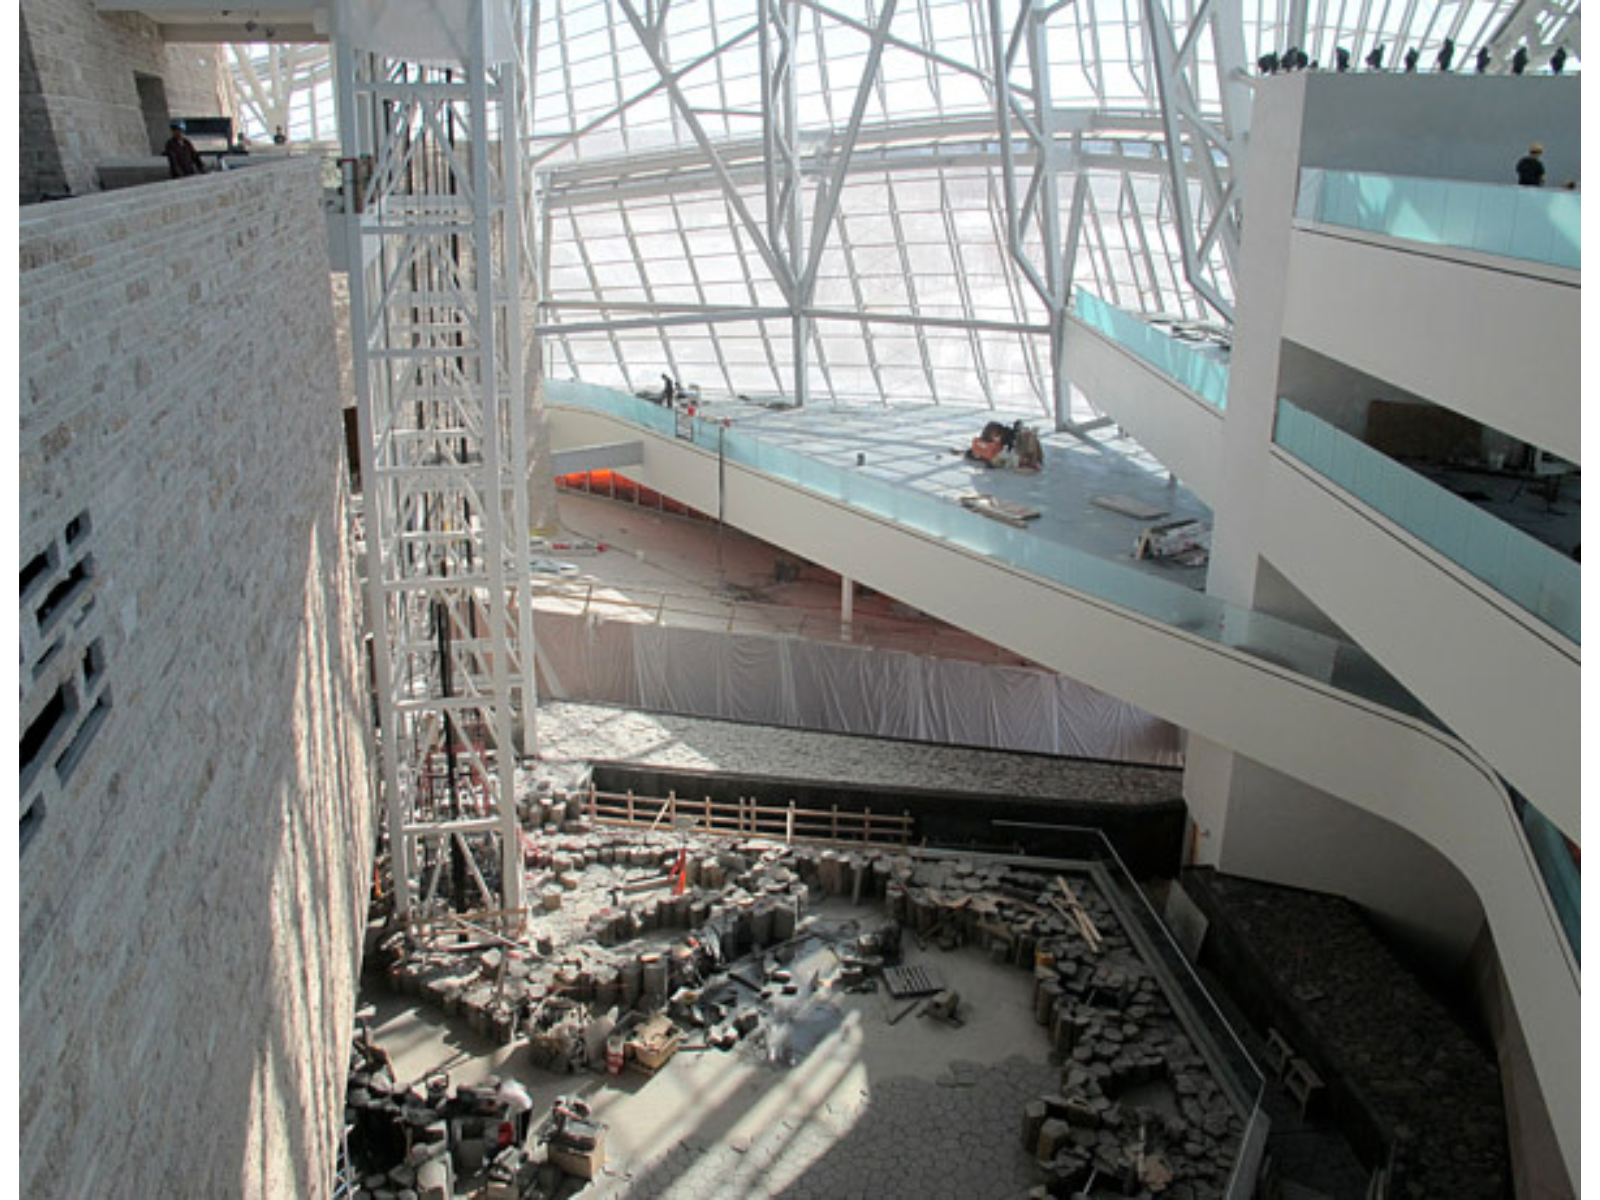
<box><xmin>21</xmin><ymin>508</ymin><xmax>111</xmax><ymax>841</ymax></box>
<box><xmin>55</xmin><ymin>689</ymin><xmax>111</xmax><ymax>787</ymax></box>
<box><xmin>21</xmin><ymin>682</ymin><xmax>77</xmax><ymax>794</ymax></box>
<box><xmin>35</xmin><ymin>556</ymin><xmax>92</xmax><ymax>633</ymax></box>
<box><xmin>20</xmin><ymin>546</ymin><xmax>55</xmax><ymax>598</ymax></box>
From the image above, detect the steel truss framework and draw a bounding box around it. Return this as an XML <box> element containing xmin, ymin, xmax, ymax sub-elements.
<box><xmin>531</xmin><ymin>0</ymin><xmax>1247</xmax><ymax>421</ymax></box>
<box><xmin>334</xmin><ymin>0</ymin><xmax>535</xmax><ymax>923</ymax></box>
<box><xmin>230</xmin><ymin>42</ymin><xmax>336</xmax><ymax>140</ymax></box>
<box><xmin>239</xmin><ymin>0</ymin><xmax>1564</xmax><ymax>417</ymax></box>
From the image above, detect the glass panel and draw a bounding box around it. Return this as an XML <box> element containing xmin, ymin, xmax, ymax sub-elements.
<box><xmin>1072</xmin><ymin>289</ymin><xmax>1230</xmax><ymax>410</ymax></box>
<box><xmin>1273</xmin><ymin>400</ymin><xmax>1580</xmax><ymax>643</ymax></box>
<box><xmin>545</xmin><ymin>381</ymin><xmax>1454</xmax><ymax>724</ymax></box>
<box><xmin>1298</xmin><ymin>169</ymin><xmax>1581</xmax><ymax>271</ymax></box>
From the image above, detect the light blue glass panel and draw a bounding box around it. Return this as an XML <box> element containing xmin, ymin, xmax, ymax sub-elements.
<box><xmin>1299</xmin><ymin>169</ymin><xmax>1580</xmax><ymax>270</ymax></box>
<box><xmin>1519</xmin><ymin>796</ymin><xmax>1580</xmax><ymax>960</ymax></box>
<box><xmin>1073</xmin><ymin>289</ymin><xmax>1229</xmax><ymax>410</ymax></box>
<box><xmin>1275</xmin><ymin>400</ymin><xmax>1579</xmax><ymax>642</ymax></box>
<box><xmin>545</xmin><ymin>379</ymin><xmax>1466</xmax><ymax>714</ymax></box>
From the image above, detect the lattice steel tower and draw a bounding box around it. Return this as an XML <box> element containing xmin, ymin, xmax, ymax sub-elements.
<box><xmin>334</xmin><ymin>0</ymin><xmax>535</xmax><ymax>924</ymax></box>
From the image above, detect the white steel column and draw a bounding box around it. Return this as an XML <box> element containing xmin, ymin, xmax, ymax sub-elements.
<box><xmin>989</xmin><ymin>0</ymin><xmax>1097</xmax><ymax>434</ymax></box>
<box><xmin>334</xmin><ymin>0</ymin><xmax>530</xmax><ymax>926</ymax></box>
<box><xmin>1139</xmin><ymin>0</ymin><xmax>1248</xmax><ymax>321</ymax></box>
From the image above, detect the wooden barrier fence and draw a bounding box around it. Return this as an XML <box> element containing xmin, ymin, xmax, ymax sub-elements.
<box><xmin>584</xmin><ymin>784</ymin><xmax>913</xmax><ymax>848</ymax></box>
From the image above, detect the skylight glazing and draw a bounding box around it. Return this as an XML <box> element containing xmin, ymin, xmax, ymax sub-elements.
<box><xmin>231</xmin><ymin>0</ymin><xmax>1562</xmax><ymax>415</ymax></box>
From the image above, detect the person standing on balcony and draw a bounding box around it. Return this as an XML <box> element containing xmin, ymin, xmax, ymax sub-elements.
<box><xmin>1511</xmin><ymin>44</ymin><xmax>1530</xmax><ymax>74</ymax></box>
<box><xmin>1476</xmin><ymin>46</ymin><xmax>1492</xmax><ymax>73</ymax></box>
<box><xmin>162</xmin><ymin>122</ymin><xmax>206</xmax><ymax>179</ymax></box>
<box><xmin>1516</xmin><ymin>144</ymin><xmax>1547</xmax><ymax>187</ymax></box>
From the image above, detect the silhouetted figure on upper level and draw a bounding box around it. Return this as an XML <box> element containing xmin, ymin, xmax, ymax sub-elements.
<box><xmin>1403</xmin><ymin>47</ymin><xmax>1420</xmax><ymax>72</ymax></box>
<box><xmin>1436</xmin><ymin>37</ymin><xmax>1455</xmax><ymax>71</ymax></box>
<box><xmin>1365</xmin><ymin>44</ymin><xmax>1384</xmax><ymax>70</ymax></box>
<box><xmin>1257</xmin><ymin>52</ymin><xmax>1280</xmax><ymax>74</ymax></box>
<box><xmin>1335</xmin><ymin>47</ymin><xmax>1351</xmax><ymax>72</ymax></box>
<box><xmin>1511</xmin><ymin>45</ymin><xmax>1529</xmax><ymax>74</ymax></box>
<box><xmin>1476</xmin><ymin>46</ymin><xmax>1492</xmax><ymax>73</ymax></box>
<box><xmin>1516</xmin><ymin>144</ymin><xmax>1546</xmax><ymax>187</ymax></box>
<box><xmin>1550</xmin><ymin>46</ymin><xmax>1568</xmax><ymax>73</ymax></box>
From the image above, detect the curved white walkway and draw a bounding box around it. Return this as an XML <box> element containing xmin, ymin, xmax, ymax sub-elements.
<box><xmin>546</xmin><ymin>399</ymin><xmax>1579</xmax><ymax>1186</ymax></box>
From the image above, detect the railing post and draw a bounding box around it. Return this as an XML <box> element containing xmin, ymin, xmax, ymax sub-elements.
<box><xmin>669</xmin><ymin>789</ymin><xmax>676</xmax><ymax>824</ymax></box>
<box><xmin>831</xmin><ymin>804</ymin><xmax>839</xmax><ymax>842</ymax></box>
<box><xmin>864</xmin><ymin>805</ymin><xmax>873</xmax><ymax>845</ymax></box>
<box><xmin>627</xmin><ymin>789</ymin><xmax>635</xmax><ymax>824</ymax></box>
<box><xmin>786</xmin><ymin>801</ymin><xmax>795</xmax><ymax>846</ymax></box>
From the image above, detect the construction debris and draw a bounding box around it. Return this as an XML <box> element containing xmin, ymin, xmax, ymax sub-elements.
<box><xmin>1134</xmin><ymin>517</ymin><xmax>1211</xmax><ymax>566</ymax></box>
<box><xmin>360</xmin><ymin>823</ymin><xmax>1251</xmax><ymax>1199</ymax></box>
<box><xmin>959</xmin><ymin>493</ymin><xmax>1042</xmax><ymax>527</ymax></box>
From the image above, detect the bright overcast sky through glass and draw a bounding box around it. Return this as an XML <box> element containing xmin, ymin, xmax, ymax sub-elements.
<box><xmin>233</xmin><ymin>0</ymin><xmax>1570</xmax><ymax>413</ymax></box>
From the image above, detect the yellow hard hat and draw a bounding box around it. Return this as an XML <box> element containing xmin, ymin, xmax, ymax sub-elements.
<box><xmin>1530</xmin><ymin>143</ymin><xmax>1545</xmax><ymax>154</ymax></box>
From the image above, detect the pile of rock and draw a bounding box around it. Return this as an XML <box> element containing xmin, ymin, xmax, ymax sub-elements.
<box><xmin>372</xmin><ymin>831</ymin><xmax>1254</xmax><ymax>1196</ymax></box>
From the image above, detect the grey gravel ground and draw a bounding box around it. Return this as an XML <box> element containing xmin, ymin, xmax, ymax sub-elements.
<box><xmin>531</xmin><ymin>700</ymin><xmax>1184</xmax><ymax>809</ymax></box>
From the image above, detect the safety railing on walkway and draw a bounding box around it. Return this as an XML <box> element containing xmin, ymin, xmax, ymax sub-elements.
<box><xmin>1296</xmin><ymin>168</ymin><xmax>1581</xmax><ymax>271</ymax></box>
<box><xmin>548</xmin><ymin>379</ymin><xmax>1432</xmax><ymax>725</ymax></box>
<box><xmin>1072</xmin><ymin>288</ymin><xmax>1231</xmax><ymax>410</ymax></box>
<box><xmin>1513</xmin><ymin>789</ymin><xmax>1581</xmax><ymax>961</ymax></box>
<box><xmin>1274</xmin><ymin>400</ymin><xmax>1580</xmax><ymax>643</ymax></box>
<box><xmin>583</xmin><ymin>784</ymin><xmax>915</xmax><ymax>848</ymax></box>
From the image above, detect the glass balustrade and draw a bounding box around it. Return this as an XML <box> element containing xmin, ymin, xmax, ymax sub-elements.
<box><xmin>1297</xmin><ymin>169</ymin><xmax>1580</xmax><ymax>271</ymax></box>
<box><xmin>547</xmin><ymin>380</ymin><xmax>1433</xmax><ymax>721</ymax></box>
<box><xmin>1511</xmin><ymin>790</ymin><xmax>1581</xmax><ymax>961</ymax></box>
<box><xmin>1274</xmin><ymin>400</ymin><xmax>1580</xmax><ymax>643</ymax></box>
<box><xmin>1071</xmin><ymin>289</ymin><xmax>1231</xmax><ymax>410</ymax></box>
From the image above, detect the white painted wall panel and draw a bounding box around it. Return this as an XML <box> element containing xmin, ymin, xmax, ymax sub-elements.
<box><xmin>1283</xmin><ymin>228</ymin><xmax>1579</xmax><ymax>462</ymax></box>
<box><xmin>1061</xmin><ymin>317</ymin><xmax>1226</xmax><ymax>504</ymax></box>
<box><xmin>1259</xmin><ymin>452</ymin><xmax>1578</xmax><ymax>835</ymax></box>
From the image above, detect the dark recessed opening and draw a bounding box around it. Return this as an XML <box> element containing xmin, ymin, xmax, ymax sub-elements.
<box><xmin>20</xmin><ymin>799</ymin><xmax>45</xmax><ymax>856</ymax></box>
<box><xmin>21</xmin><ymin>682</ymin><xmax>76</xmax><ymax>791</ymax></box>
<box><xmin>20</xmin><ymin>546</ymin><xmax>55</xmax><ymax>598</ymax></box>
<box><xmin>64</xmin><ymin>511</ymin><xmax>91</xmax><ymax>546</ymax></box>
<box><xmin>35</xmin><ymin>556</ymin><xmax>91</xmax><ymax>631</ymax></box>
<box><xmin>55</xmin><ymin>689</ymin><xmax>110</xmax><ymax>786</ymax></box>
<box><xmin>83</xmin><ymin>639</ymin><xmax>105</xmax><ymax>684</ymax></box>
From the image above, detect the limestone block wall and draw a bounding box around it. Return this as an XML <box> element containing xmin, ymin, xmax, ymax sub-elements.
<box><xmin>19</xmin><ymin>0</ymin><xmax>234</xmax><ymax>200</ymax></box>
<box><xmin>19</xmin><ymin>160</ymin><xmax>374</xmax><ymax>1199</ymax></box>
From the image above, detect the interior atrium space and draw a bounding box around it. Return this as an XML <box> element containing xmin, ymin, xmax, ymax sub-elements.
<box><xmin>16</xmin><ymin>0</ymin><xmax>1582</xmax><ymax>1197</ymax></box>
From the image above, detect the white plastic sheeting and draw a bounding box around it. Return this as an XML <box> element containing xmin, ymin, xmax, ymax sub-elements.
<box><xmin>534</xmin><ymin>609</ymin><xmax>1183</xmax><ymax>767</ymax></box>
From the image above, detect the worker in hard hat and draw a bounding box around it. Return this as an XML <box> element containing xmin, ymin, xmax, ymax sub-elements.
<box><xmin>1516</xmin><ymin>143</ymin><xmax>1547</xmax><ymax>187</ymax></box>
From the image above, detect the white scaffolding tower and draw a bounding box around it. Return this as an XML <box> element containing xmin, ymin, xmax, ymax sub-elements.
<box><xmin>334</xmin><ymin>0</ymin><xmax>534</xmax><ymax>925</ymax></box>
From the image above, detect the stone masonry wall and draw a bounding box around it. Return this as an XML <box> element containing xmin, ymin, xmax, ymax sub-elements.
<box><xmin>19</xmin><ymin>160</ymin><xmax>374</xmax><ymax>1198</ymax></box>
<box><xmin>19</xmin><ymin>0</ymin><xmax>233</xmax><ymax>199</ymax></box>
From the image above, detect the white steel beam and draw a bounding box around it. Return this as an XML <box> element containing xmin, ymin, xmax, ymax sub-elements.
<box><xmin>334</xmin><ymin>0</ymin><xmax>531</xmax><ymax>927</ymax></box>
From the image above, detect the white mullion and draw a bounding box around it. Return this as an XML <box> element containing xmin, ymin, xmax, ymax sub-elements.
<box><xmin>669</xmin><ymin>197</ymin><xmax>741</xmax><ymax>397</ymax></box>
<box><xmin>829</xmin><ymin>205</ymin><xmax>889</xmax><ymax>406</ymax></box>
<box><xmin>938</xmin><ymin>171</ymin><xmax>1000</xmax><ymax>411</ymax></box>
<box><xmin>882</xmin><ymin>180</ymin><xmax>941</xmax><ymax>406</ymax></box>
<box><xmin>619</xmin><ymin>199</ymin><xmax>684</xmax><ymax>384</ymax></box>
